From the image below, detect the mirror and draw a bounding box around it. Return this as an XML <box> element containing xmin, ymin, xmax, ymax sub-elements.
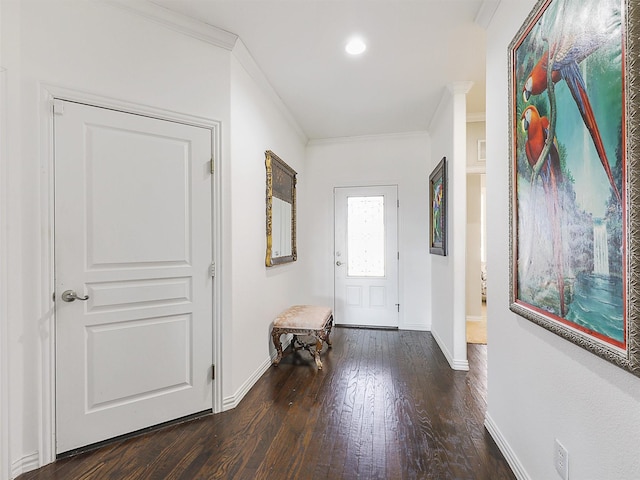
<box><xmin>265</xmin><ymin>150</ymin><xmax>297</xmax><ymax>266</ymax></box>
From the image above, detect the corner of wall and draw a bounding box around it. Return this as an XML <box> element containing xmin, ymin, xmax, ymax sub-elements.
<box><xmin>429</xmin><ymin>82</ymin><xmax>471</xmax><ymax>370</ymax></box>
<box><xmin>231</xmin><ymin>39</ymin><xmax>308</xmax><ymax>145</ymax></box>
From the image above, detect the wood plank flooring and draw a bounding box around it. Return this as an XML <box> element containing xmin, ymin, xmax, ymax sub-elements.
<box><xmin>19</xmin><ymin>328</ymin><xmax>515</xmax><ymax>480</ymax></box>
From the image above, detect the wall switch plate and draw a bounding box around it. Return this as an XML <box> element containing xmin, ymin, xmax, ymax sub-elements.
<box><xmin>554</xmin><ymin>439</ymin><xmax>569</xmax><ymax>480</ymax></box>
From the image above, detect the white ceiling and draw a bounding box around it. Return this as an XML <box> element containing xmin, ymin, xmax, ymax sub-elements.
<box><xmin>150</xmin><ymin>0</ymin><xmax>494</xmax><ymax>140</ymax></box>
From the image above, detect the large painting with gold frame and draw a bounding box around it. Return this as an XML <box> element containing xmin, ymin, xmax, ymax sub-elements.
<box><xmin>509</xmin><ymin>0</ymin><xmax>640</xmax><ymax>376</ymax></box>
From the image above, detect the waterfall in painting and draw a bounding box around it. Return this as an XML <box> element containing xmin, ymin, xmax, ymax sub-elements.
<box><xmin>593</xmin><ymin>220</ymin><xmax>609</xmax><ymax>276</ymax></box>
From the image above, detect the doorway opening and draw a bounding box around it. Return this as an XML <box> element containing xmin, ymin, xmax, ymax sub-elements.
<box><xmin>466</xmin><ymin>173</ymin><xmax>487</xmax><ymax>344</ymax></box>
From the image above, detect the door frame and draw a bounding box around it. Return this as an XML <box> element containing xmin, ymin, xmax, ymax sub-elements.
<box><xmin>0</xmin><ymin>67</ymin><xmax>10</xmax><ymax>480</ymax></box>
<box><xmin>38</xmin><ymin>85</ymin><xmax>223</xmax><ymax>465</ymax></box>
<box><xmin>333</xmin><ymin>183</ymin><xmax>400</xmax><ymax>328</ymax></box>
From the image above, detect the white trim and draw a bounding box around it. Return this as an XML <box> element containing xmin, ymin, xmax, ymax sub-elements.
<box><xmin>400</xmin><ymin>324</ymin><xmax>430</xmax><ymax>332</ymax></box>
<box><xmin>102</xmin><ymin>0</ymin><xmax>238</xmax><ymax>50</ymax></box>
<box><xmin>211</xmin><ymin>108</ymin><xmax>224</xmax><ymax>417</ymax></box>
<box><xmin>474</xmin><ymin>1</ymin><xmax>501</xmax><ymax>29</ymax></box>
<box><xmin>42</xmin><ymin>85</ymin><xmax>222</xmax><ymax>130</ymax></box>
<box><xmin>221</xmin><ymin>337</ymin><xmax>292</xmax><ymax>411</ymax></box>
<box><xmin>39</xmin><ymin>84</ymin><xmax>224</xmax><ymax>462</ymax></box>
<box><xmin>428</xmin><ymin>87</ymin><xmax>451</xmax><ymax>133</ymax></box>
<box><xmin>222</xmin><ymin>357</ymin><xmax>271</xmax><ymax>411</ymax></box>
<box><xmin>447</xmin><ymin>81</ymin><xmax>474</xmax><ymax>96</ymax></box>
<box><xmin>102</xmin><ymin>1</ymin><xmax>308</xmax><ymax>147</ymax></box>
<box><xmin>232</xmin><ymin>39</ymin><xmax>308</xmax><ymax>146</ymax></box>
<box><xmin>484</xmin><ymin>413</ymin><xmax>532</xmax><ymax>480</ymax></box>
<box><xmin>38</xmin><ymin>84</ymin><xmax>56</xmax><ymax>468</ymax></box>
<box><xmin>467</xmin><ymin>165</ymin><xmax>487</xmax><ymax>174</ymax></box>
<box><xmin>467</xmin><ymin>112</ymin><xmax>486</xmax><ymax>123</ymax></box>
<box><xmin>10</xmin><ymin>452</ymin><xmax>40</xmax><ymax>479</ymax></box>
<box><xmin>466</xmin><ymin>315</ymin><xmax>484</xmax><ymax>323</ymax></box>
<box><xmin>431</xmin><ymin>329</ymin><xmax>470</xmax><ymax>371</ymax></box>
<box><xmin>0</xmin><ymin>66</ymin><xmax>10</xmax><ymax>480</ymax></box>
<box><xmin>307</xmin><ymin>130</ymin><xmax>428</xmax><ymax>147</ymax></box>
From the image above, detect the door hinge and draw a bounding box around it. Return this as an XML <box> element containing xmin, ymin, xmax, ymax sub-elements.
<box><xmin>395</xmin><ymin>303</ymin><xmax>400</xmax><ymax>312</ymax></box>
<box><xmin>210</xmin><ymin>157</ymin><xmax>215</xmax><ymax>174</ymax></box>
<box><xmin>397</xmin><ymin>199</ymin><xmax>399</xmax><ymax>208</ymax></box>
<box><xmin>209</xmin><ymin>262</ymin><xmax>216</xmax><ymax>277</ymax></box>
<box><xmin>211</xmin><ymin>364</ymin><xmax>215</xmax><ymax>380</ymax></box>
<box><xmin>397</xmin><ymin>252</ymin><xmax>400</xmax><ymax>260</ymax></box>
<box><xmin>53</xmin><ymin>99</ymin><xmax>65</xmax><ymax>115</ymax></box>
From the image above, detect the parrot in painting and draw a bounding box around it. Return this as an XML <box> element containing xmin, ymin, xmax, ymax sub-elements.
<box><xmin>521</xmin><ymin>2</ymin><xmax>622</xmax><ymax>205</ymax></box>
<box><xmin>521</xmin><ymin>105</ymin><xmax>566</xmax><ymax>316</ymax></box>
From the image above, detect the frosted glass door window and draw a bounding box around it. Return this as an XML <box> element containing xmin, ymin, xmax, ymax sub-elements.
<box><xmin>347</xmin><ymin>196</ymin><xmax>385</xmax><ymax>277</ymax></box>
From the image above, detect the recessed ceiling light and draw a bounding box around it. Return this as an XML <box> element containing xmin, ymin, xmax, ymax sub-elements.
<box><xmin>345</xmin><ymin>37</ymin><xmax>366</xmax><ymax>55</ymax></box>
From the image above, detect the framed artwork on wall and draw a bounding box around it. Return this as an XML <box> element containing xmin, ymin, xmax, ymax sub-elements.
<box><xmin>509</xmin><ymin>0</ymin><xmax>640</xmax><ymax>376</ymax></box>
<box><xmin>429</xmin><ymin>157</ymin><xmax>447</xmax><ymax>256</ymax></box>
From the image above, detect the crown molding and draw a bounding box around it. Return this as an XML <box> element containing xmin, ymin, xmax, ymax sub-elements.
<box><xmin>447</xmin><ymin>81</ymin><xmax>474</xmax><ymax>96</ymax></box>
<box><xmin>428</xmin><ymin>87</ymin><xmax>451</xmax><ymax>132</ymax></box>
<box><xmin>102</xmin><ymin>1</ymin><xmax>308</xmax><ymax>145</ymax></box>
<box><xmin>102</xmin><ymin>0</ymin><xmax>238</xmax><ymax>50</ymax></box>
<box><xmin>232</xmin><ymin>39</ymin><xmax>308</xmax><ymax>145</ymax></box>
<box><xmin>307</xmin><ymin>130</ymin><xmax>428</xmax><ymax>147</ymax></box>
<box><xmin>428</xmin><ymin>82</ymin><xmax>475</xmax><ymax>132</ymax></box>
<box><xmin>475</xmin><ymin>1</ymin><xmax>501</xmax><ymax>29</ymax></box>
<box><xmin>467</xmin><ymin>165</ymin><xmax>487</xmax><ymax>174</ymax></box>
<box><xmin>467</xmin><ymin>112</ymin><xmax>486</xmax><ymax>123</ymax></box>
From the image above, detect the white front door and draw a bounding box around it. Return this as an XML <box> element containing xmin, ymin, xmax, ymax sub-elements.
<box><xmin>334</xmin><ymin>186</ymin><xmax>399</xmax><ymax>327</ymax></box>
<box><xmin>54</xmin><ymin>101</ymin><xmax>213</xmax><ymax>454</ymax></box>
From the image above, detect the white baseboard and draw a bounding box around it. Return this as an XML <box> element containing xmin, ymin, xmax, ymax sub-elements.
<box><xmin>222</xmin><ymin>356</ymin><xmax>272</xmax><ymax>411</ymax></box>
<box><xmin>484</xmin><ymin>413</ymin><xmax>531</xmax><ymax>480</ymax></box>
<box><xmin>222</xmin><ymin>336</ymin><xmax>292</xmax><ymax>411</ymax></box>
<box><xmin>466</xmin><ymin>315</ymin><xmax>484</xmax><ymax>322</ymax></box>
<box><xmin>431</xmin><ymin>329</ymin><xmax>469</xmax><ymax>371</ymax></box>
<box><xmin>400</xmin><ymin>323</ymin><xmax>430</xmax><ymax>331</ymax></box>
<box><xmin>11</xmin><ymin>451</ymin><xmax>39</xmax><ymax>479</ymax></box>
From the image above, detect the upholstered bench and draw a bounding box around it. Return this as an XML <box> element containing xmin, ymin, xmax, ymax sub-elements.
<box><xmin>271</xmin><ymin>305</ymin><xmax>333</xmax><ymax>369</ymax></box>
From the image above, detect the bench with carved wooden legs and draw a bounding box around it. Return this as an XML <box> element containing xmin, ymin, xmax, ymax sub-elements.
<box><xmin>271</xmin><ymin>305</ymin><xmax>333</xmax><ymax>369</ymax></box>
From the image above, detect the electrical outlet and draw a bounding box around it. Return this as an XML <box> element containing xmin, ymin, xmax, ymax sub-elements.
<box><xmin>554</xmin><ymin>439</ymin><xmax>569</xmax><ymax>480</ymax></box>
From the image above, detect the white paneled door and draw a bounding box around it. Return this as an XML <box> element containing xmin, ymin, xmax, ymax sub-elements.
<box><xmin>54</xmin><ymin>101</ymin><xmax>213</xmax><ymax>454</ymax></box>
<box><xmin>334</xmin><ymin>186</ymin><xmax>399</xmax><ymax>327</ymax></box>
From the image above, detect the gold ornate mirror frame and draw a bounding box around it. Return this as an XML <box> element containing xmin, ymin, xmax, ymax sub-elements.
<box><xmin>265</xmin><ymin>150</ymin><xmax>297</xmax><ymax>267</ymax></box>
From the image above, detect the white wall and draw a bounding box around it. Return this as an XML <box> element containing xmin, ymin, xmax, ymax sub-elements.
<box><xmin>0</xmin><ymin>1</ymin><xmax>313</xmax><ymax>475</ymax></box>
<box><xmin>486</xmin><ymin>2</ymin><xmax>640</xmax><ymax>479</ymax></box>
<box><xmin>228</xmin><ymin>49</ymin><xmax>308</xmax><ymax>403</ymax></box>
<box><xmin>305</xmin><ymin>133</ymin><xmax>431</xmax><ymax>331</ymax></box>
<box><xmin>429</xmin><ymin>85</ymin><xmax>469</xmax><ymax>370</ymax></box>
<box><xmin>466</xmin><ymin>121</ymin><xmax>486</xmax><ymax>170</ymax></box>
<box><xmin>1</xmin><ymin>0</ymin><xmax>235</xmax><ymax>475</ymax></box>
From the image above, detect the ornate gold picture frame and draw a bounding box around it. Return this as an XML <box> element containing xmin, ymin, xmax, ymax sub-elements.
<box><xmin>265</xmin><ymin>150</ymin><xmax>297</xmax><ymax>267</ymax></box>
<box><xmin>509</xmin><ymin>0</ymin><xmax>640</xmax><ymax>376</ymax></box>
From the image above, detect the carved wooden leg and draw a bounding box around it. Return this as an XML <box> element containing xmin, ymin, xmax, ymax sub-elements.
<box><xmin>271</xmin><ymin>328</ymin><xmax>283</xmax><ymax>366</ymax></box>
<box><xmin>314</xmin><ymin>336</ymin><xmax>323</xmax><ymax>370</ymax></box>
<box><xmin>325</xmin><ymin>317</ymin><xmax>333</xmax><ymax>348</ymax></box>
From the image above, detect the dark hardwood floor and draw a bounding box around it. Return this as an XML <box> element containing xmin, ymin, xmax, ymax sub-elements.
<box><xmin>20</xmin><ymin>328</ymin><xmax>515</xmax><ymax>480</ymax></box>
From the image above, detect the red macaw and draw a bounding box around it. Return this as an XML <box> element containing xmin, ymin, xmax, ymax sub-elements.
<box><xmin>522</xmin><ymin>34</ymin><xmax>622</xmax><ymax>205</ymax></box>
<box><xmin>521</xmin><ymin>105</ymin><xmax>566</xmax><ymax>316</ymax></box>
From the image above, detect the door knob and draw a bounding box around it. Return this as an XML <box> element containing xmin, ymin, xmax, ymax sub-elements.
<box><xmin>336</xmin><ymin>261</ymin><xmax>343</xmax><ymax>266</ymax></box>
<box><xmin>61</xmin><ymin>290</ymin><xmax>89</xmax><ymax>302</ymax></box>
